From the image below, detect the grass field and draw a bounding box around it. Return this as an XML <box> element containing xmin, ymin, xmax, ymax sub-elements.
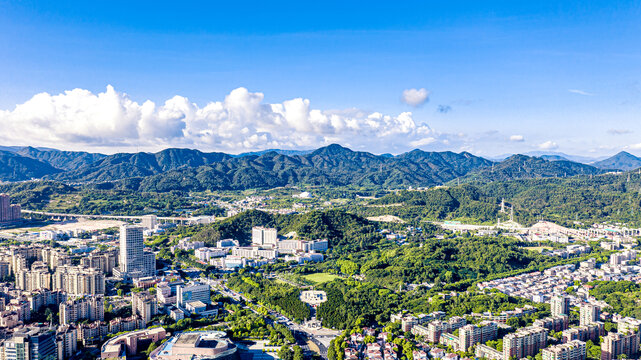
<box><xmin>302</xmin><ymin>273</ymin><xmax>341</xmax><ymax>284</ymax></box>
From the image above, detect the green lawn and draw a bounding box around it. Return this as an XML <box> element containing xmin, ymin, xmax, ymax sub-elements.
<box><xmin>302</xmin><ymin>273</ymin><xmax>341</xmax><ymax>284</ymax></box>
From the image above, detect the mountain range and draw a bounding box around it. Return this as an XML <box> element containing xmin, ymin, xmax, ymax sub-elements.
<box><xmin>0</xmin><ymin>145</ymin><xmax>639</xmax><ymax>189</ymax></box>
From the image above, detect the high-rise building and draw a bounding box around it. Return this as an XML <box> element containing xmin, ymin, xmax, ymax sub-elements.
<box><xmin>53</xmin><ymin>265</ymin><xmax>105</xmax><ymax>295</ymax></box>
<box><xmin>0</xmin><ymin>194</ymin><xmax>10</xmax><ymax>223</ymax></box>
<box><xmin>601</xmin><ymin>332</ymin><xmax>640</xmax><ymax>360</ymax></box>
<box><xmin>141</xmin><ymin>215</ymin><xmax>158</xmax><ymax>230</ymax></box>
<box><xmin>551</xmin><ymin>296</ymin><xmax>571</xmax><ymax>317</ymax></box>
<box><xmin>542</xmin><ymin>340</ymin><xmax>587</xmax><ymax>360</ymax></box>
<box><xmin>132</xmin><ymin>290</ymin><xmax>158</xmax><ymax>324</ymax></box>
<box><xmin>176</xmin><ymin>282</ymin><xmax>211</xmax><ymax>309</ymax></box>
<box><xmin>579</xmin><ymin>304</ymin><xmax>601</xmax><ymax>326</ymax></box>
<box><xmin>503</xmin><ymin>326</ymin><xmax>548</xmax><ymax>360</ymax></box>
<box><xmin>59</xmin><ymin>295</ymin><xmax>104</xmax><ymax>325</ymax></box>
<box><xmin>80</xmin><ymin>249</ymin><xmax>118</xmax><ymax>275</ymax></box>
<box><xmin>56</xmin><ymin>325</ymin><xmax>77</xmax><ymax>360</ymax></box>
<box><xmin>251</xmin><ymin>227</ymin><xmax>278</xmax><ymax>247</ymax></box>
<box><xmin>534</xmin><ymin>316</ymin><xmax>570</xmax><ymax>332</ymax></box>
<box><xmin>117</xmin><ymin>225</ymin><xmax>155</xmax><ymax>279</ymax></box>
<box><xmin>0</xmin><ymin>194</ymin><xmax>21</xmax><ymax>223</ymax></box>
<box><xmin>458</xmin><ymin>322</ymin><xmax>498</xmax><ymax>351</ymax></box>
<box><xmin>3</xmin><ymin>325</ymin><xmax>57</xmax><ymax>360</ymax></box>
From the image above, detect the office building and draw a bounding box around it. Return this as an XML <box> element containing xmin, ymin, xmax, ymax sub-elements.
<box><xmin>542</xmin><ymin>340</ymin><xmax>586</xmax><ymax>360</ymax></box>
<box><xmin>132</xmin><ymin>290</ymin><xmax>158</xmax><ymax>324</ymax></box>
<box><xmin>503</xmin><ymin>326</ymin><xmax>548</xmax><ymax>360</ymax></box>
<box><xmin>579</xmin><ymin>304</ymin><xmax>601</xmax><ymax>326</ymax></box>
<box><xmin>117</xmin><ymin>225</ymin><xmax>155</xmax><ymax>279</ymax></box>
<box><xmin>551</xmin><ymin>296</ymin><xmax>571</xmax><ymax>317</ymax></box>
<box><xmin>3</xmin><ymin>325</ymin><xmax>57</xmax><ymax>360</ymax></box>
<box><xmin>177</xmin><ymin>282</ymin><xmax>211</xmax><ymax>308</ymax></box>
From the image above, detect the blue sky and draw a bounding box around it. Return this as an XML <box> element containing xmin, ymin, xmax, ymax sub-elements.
<box><xmin>0</xmin><ymin>0</ymin><xmax>640</xmax><ymax>156</ymax></box>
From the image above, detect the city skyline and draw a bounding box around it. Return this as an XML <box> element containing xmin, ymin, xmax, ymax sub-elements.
<box><xmin>1</xmin><ymin>1</ymin><xmax>640</xmax><ymax>156</ymax></box>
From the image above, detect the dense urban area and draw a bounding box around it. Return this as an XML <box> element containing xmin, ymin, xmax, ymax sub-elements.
<box><xmin>0</xmin><ymin>146</ymin><xmax>640</xmax><ymax>360</ymax></box>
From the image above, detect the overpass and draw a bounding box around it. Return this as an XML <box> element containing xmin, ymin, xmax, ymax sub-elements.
<box><xmin>21</xmin><ymin>210</ymin><xmax>191</xmax><ymax>224</ymax></box>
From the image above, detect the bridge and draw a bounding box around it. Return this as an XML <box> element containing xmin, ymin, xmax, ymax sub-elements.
<box><xmin>21</xmin><ymin>210</ymin><xmax>191</xmax><ymax>224</ymax></box>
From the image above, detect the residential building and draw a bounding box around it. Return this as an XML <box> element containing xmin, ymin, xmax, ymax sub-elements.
<box><xmin>141</xmin><ymin>215</ymin><xmax>158</xmax><ymax>230</ymax></box>
<box><xmin>56</xmin><ymin>325</ymin><xmax>77</xmax><ymax>360</ymax></box>
<box><xmin>551</xmin><ymin>296</ymin><xmax>571</xmax><ymax>317</ymax></box>
<box><xmin>503</xmin><ymin>326</ymin><xmax>548</xmax><ymax>360</ymax></box>
<box><xmin>458</xmin><ymin>322</ymin><xmax>498</xmax><ymax>352</ymax></box>
<box><xmin>541</xmin><ymin>340</ymin><xmax>586</xmax><ymax>360</ymax></box>
<box><xmin>53</xmin><ymin>265</ymin><xmax>105</xmax><ymax>295</ymax></box>
<box><xmin>579</xmin><ymin>304</ymin><xmax>601</xmax><ymax>326</ymax></box>
<box><xmin>534</xmin><ymin>316</ymin><xmax>570</xmax><ymax>332</ymax></box>
<box><xmin>59</xmin><ymin>295</ymin><xmax>104</xmax><ymax>325</ymax></box>
<box><xmin>132</xmin><ymin>290</ymin><xmax>158</xmax><ymax>324</ymax></box>
<box><xmin>601</xmin><ymin>331</ymin><xmax>640</xmax><ymax>360</ymax></box>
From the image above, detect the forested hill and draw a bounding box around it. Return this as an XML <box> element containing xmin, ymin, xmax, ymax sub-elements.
<box><xmin>0</xmin><ymin>150</ymin><xmax>62</xmax><ymax>181</ymax></box>
<box><xmin>189</xmin><ymin>208</ymin><xmax>384</xmax><ymax>252</ymax></box>
<box><xmin>359</xmin><ymin>171</ymin><xmax>641</xmax><ymax>227</ymax></box>
<box><xmin>70</xmin><ymin>145</ymin><xmax>496</xmax><ymax>190</ymax></box>
<box><xmin>456</xmin><ymin>154</ymin><xmax>605</xmax><ymax>183</ymax></box>
<box><xmin>0</xmin><ymin>144</ymin><xmax>625</xmax><ymax>189</ymax></box>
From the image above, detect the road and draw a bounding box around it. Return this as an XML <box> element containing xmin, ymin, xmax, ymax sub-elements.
<box><xmin>207</xmin><ymin>278</ymin><xmax>335</xmax><ymax>359</ymax></box>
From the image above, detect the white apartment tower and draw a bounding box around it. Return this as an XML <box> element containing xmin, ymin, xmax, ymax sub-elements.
<box><xmin>551</xmin><ymin>296</ymin><xmax>571</xmax><ymax>317</ymax></box>
<box><xmin>579</xmin><ymin>304</ymin><xmax>601</xmax><ymax>326</ymax></box>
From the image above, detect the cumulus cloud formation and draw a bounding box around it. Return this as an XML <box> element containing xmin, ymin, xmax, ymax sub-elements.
<box><xmin>401</xmin><ymin>88</ymin><xmax>430</xmax><ymax>107</ymax></box>
<box><xmin>538</xmin><ymin>140</ymin><xmax>558</xmax><ymax>150</ymax></box>
<box><xmin>0</xmin><ymin>86</ymin><xmax>437</xmax><ymax>153</ymax></box>
<box><xmin>509</xmin><ymin>135</ymin><xmax>524</xmax><ymax>142</ymax></box>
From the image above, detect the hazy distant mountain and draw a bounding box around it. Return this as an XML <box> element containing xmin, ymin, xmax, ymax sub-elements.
<box><xmin>235</xmin><ymin>149</ymin><xmax>313</xmax><ymax>157</ymax></box>
<box><xmin>0</xmin><ymin>150</ymin><xmax>62</xmax><ymax>181</ymax></box>
<box><xmin>458</xmin><ymin>154</ymin><xmax>604</xmax><ymax>183</ymax></box>
<box><xmin>591</xmin><ymin>151</ymin><xmax>641</xmax><ymax>171</ymax></box>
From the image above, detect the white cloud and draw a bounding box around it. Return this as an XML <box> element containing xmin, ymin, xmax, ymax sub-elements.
<box><xmin>401</xmin><ymin>88</ymin><xmax>430</xmax><ymax>107</ymax></box>
<box><xmin>627</xmin><ymin>143</ymin><xmax>641</xmax><ymax>150</ymax></box>
<box><xmin>608</xmin><ymin>129</ymin><xmax>632</xmax><ymax>135</ymax></box>
<box><xmin>538</xmin><ymin>140</ymin><xmax>558</xmax><ymax>150</ymax></box>
<box><xmin>0</xmin><ymin>86</ymin><xmax>441</xmax><ymax>153</ymax></box>
<box><xmin>568</xmin><ymin>89</ymin><xmax>594</xmax><ymax>96</ymax></box>
<box><xmin>509</xmin><ymin>135</ymin><xmax>524</xmax><ymax>142</ymax></box>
